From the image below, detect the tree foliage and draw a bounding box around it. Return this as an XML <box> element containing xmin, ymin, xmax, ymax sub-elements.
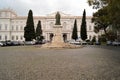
<box><xmin>88</xmin><ymin>0</ymin><xmax>108</xmax><ymax>9</ymax></box>
<box><xmin>24</xmin><ymin>10</ymin><xmax>35</xmax><ymax>41</ymax></box>
<box><xmin>88</xmin><ymin>0</ymin><xmax>120</xmax><ymax>41</ymax></box>
<box><xmin>36</xmin><ymin>20</ymin><xmax>43</xmax><ymax>41</ymax></box>
<box><xmin>92</xmin><ymin>7</ymin><xmax>109</xmax><ymax>35</ymax></box>
<box><xmin>72</xmin><ymin>19</ymin><xmax>78</xmax><ymax>41</ymax></box>
<box><xmin>80</xmin><ymin>9</ymin><xmax>87</xmax><ymax>41</ymax></box>
<box><xmin>88</xmin><ymin>0</ymin><xmax>120</xmax><ymax>30</ymax></box>
<box><xmin>108</xmin><ymin>0</ymin><xmax>120</xmax><ymax>29</ymax></box>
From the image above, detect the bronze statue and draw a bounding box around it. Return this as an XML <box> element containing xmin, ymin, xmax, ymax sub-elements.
<box><xmin>55</xmin><ymin>12</ymin><xmax>61</xmax><ymax>25</ymax></box>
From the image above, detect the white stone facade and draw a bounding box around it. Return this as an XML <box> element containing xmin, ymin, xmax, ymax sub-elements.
<box><xmin>0</xmin><ymin>9</ymin><xmax>98</xmax><ymax>41</ymax></box>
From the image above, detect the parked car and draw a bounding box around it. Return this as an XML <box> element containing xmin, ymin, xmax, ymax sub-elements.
<box><xmin>95</xmin><ymin>41</ymin><xmax>101</xmax><ymax>45</ymax></box>
<box><xmin>106</xmin><ymin>41</ymin><xmax>112</xmax><ymax>46</ymax></box>
<box><xmin>87</xmin><ymin>41</ymin><xmax>93</xmax><ymax>45</ymax></box>
<box><xmin>35</xmin><ymin>41</ymin><xmax>41</xmax><ymax>44</ymax></box>
<box><xmin>19</xmin><ymin>41</ymin><xmax>25</xmax><ymax>45</ymax></box>
<box><xmin>0</xmin><ymin>41</ymin><xmax>7</xmax><ymax>46</ymax></box>
<box><xmin>112</xmin><ymin>41</ymin><xmax>120</xmax><ymax>46</ymax></box>
<box><xmin>5</xmin><ymin>40</ymin><xmax>13</xmax><ymax>46</ymax></box>
<box><xmin>25</xmin><ymin>41</ymin><xmax>36</xmax><ymax>45</ymax></box>
<box><xmin>12</xmin><ymin>41</ymin><xmax>20</xmax><ymax>46</ymax></box>
<box><xmin>69</xmin><ymin>40</ymin><xmax>81</xmax><ymax>45</ymax></box>
<box><xmin>0</xmin><ymin>42</ymin><xmax>4</xmax><ymax>47</ymax></box>
<box><xmin>81</xmin><ymin>41</ymin><xmax>87</xmax><ymax>45</ymax></box>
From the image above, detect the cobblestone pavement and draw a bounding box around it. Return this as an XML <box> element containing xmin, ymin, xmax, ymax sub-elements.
<box><xmin>0</xmin><ymin>46</ymin><xmax>120</xmax><ymax>80</ymax></box>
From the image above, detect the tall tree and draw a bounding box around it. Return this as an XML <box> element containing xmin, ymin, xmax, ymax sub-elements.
<box><xmin>36</xmin><ymin>20</ymin><xmax>43</xmax><ymax>41</ymax></box>
<box><xmin>24</xmin><ymin>10</ymin><xmax>35</xmax><ymax>41</ymax></box>
<box><xmin>108</xmin><ymin>0</ymin><xmax>120</xmax><ymax>30</ymax></box>
<box><xmin>88</xmin><ymin>0</ymin><xmax>120</xmax><ymax>30</ymax></box>
<box><xmin>81</xmin><ymin>9</ymin><xmax>87</xmax><ymax>41</ymax></box>
<box><xmin>72</xmin><ymin>19</ymin><xmax>78</xmax><ymax>41</ymax></box>
<box><xmin>92</xmin><ymin>7</ymin><xmax>109</xmax><ymax>35</ymax></box>
<box><xmin>88</xmin><ymin>0</ymin><xmax>108</xmax><ymax>9</ymax></box>
<box><xmin>88</xmin><ymin>0</ymin><xmax>120</xmax><ymax>40</ymax></box>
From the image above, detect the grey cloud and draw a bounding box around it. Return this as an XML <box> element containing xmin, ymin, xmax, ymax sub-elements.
<box><xmin>0</xmin><ymin>0</ymin><xmax>96</xmax><ymax>16</ymax></box>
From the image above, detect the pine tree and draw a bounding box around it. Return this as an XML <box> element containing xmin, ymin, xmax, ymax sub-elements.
<box><xmin>81</xmin><ymin>9</ymin><xmax>87</xmax><ymax>41</ymax></box>
<box><xmin>24</xmin><ymin>10</ymin><xmax>35</xmax><ymax>41</ymax></box>
<box><xmin>36</xmin><ymin>20</ymin><xmax>43</xmax><ymax>41</ymax></box>
<box><xmin>72</xmin><ymin>19</ymin><xmax>78</xmax><ymax>41</ymax></box>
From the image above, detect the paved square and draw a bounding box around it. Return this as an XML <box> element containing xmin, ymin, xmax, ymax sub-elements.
<box><xmin>0</xmin><ymin>46</ymin><xmax>120</xmax><ymax>80</ymax></box>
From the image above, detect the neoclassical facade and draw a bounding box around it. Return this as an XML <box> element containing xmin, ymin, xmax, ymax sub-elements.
<box><xmin>0</xmin><ymin>9</ymin><xmax>99</xmax><ymax>41</ymax></box>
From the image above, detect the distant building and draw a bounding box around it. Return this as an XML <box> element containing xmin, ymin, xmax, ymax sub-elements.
<box><xmin>0</xmin><ymin>9</ymin><xmax>99</xmax><ymax>41</ymax></box>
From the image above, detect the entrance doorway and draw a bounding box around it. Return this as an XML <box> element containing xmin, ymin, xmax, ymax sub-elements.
<box><xmin>49</xmin><ymin>33</ymin><xmax>54</xmax><ymax>42</ymax></box>
<box><xmin>63</xmin><ymin>33</ymin><xmax>67</xmax><ymax>42</ymax></box>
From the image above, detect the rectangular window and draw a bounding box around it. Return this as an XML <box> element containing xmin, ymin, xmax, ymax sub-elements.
<box><xmin>20</xmin><ymin>26</ymin><xmax>23</xmax><ymax>30</ymax></box>
<box><xmin>16</xmin><ymin>36</ymin><xmax>18</xmax><ymax>40</ymax></box>
<box><xmin>5</xmin><ymin>35</ymin><xmax>7</xmax><ymax>40</ymax></box>
<box><xmin>89</xmin><ymin>35</ymin><xmax>91</xmax><ymax>40</ymax></box>
<box><xmin>5</xmin><ymin>24</ymin><xmax>8</xmax><ymax>30</ymax></box>
<box><xmin>0</xmin><ymin>12</ymin><xmax>1</xmax><ymax>17</ymax></box>
<box><xmin>16</xmin><ymin>25</ymin><xmax>18</xmax><ymax>31</ymax></box>
<box><xmin>12</xmin><ymin>25</ymin><xmax>14</xmax><ymax>30</ymax></box>
<box><xmin>5</xmin><ymin>12</ymin><xmax>8</xmax><ymax>17</ymax></box>
<box><xmin>0</xmin><ymin>24</ymin><xmax>2</xmax><ymax>30</ymax></box>
<box><xmin>0</xmin><ymin>35</ymin><xmax>1</xmax><ymax>40</ymax></box>
<box><xmin>12</xmin><ymin>21</ymin><xmax>14</xmax><ymax>23</ymax></box>
<box><xmin>16</xmin><ymin>21</ymin><xmax>18</xmax><ymax>23</ymax></box>
<box><xmin>12</xmin><ymin>36</ymin><xmax>14</xmax><ymax>40</ymax></box>
<box><xmin>21</xmin><ymin>36</ymin><xmax>23</xmax><ymax>40</ymax></box>
<box><xmin>89</xmin><ymin>26</ymin><xmax>91</xmax><ymax>31</ymax></box>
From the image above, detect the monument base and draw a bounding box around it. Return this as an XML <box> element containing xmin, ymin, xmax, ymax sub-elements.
<box><xmin>41</xmin><ymin>42</ymin><xmax>82</xmax><ymax>49</ymax></box>
<box><xmin>41</xmin><ymin>25</ymin><xmax>82</xmax><ymax>49</ymax></box>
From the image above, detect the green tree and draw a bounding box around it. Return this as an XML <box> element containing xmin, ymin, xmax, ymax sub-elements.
<box><xmin>108</xmin><ymin>0</ymin><xmax>120</xmax><ymax>30</ymax></box>
<box><xmin>80</xmin><ymin>9</ymin><xmax>87</xmax><ymax>41</ymax></box>
<box><xmin>24</xmin><ymin>10</ymin><xmax>35</xmax><ymax>41</ymax></box>
<box><xmin>107</xmin><ymin>30</ymin><xmax>117</xmax><ymax>41</ymax></box>
<box><xmin>36</xmin><ymin>20</ymin><xmax>43</xmax><ymax>41</ymax></box>
<box><xmin>88</xmin><ymin>0</ymin><xmax>120</xmax><ymax>40</ymax></box>
<box><xmin>88</xmin><ymin>0</ymin><xmax>120</xmax><ymax>30</ymax></box>
<box><xmin>88</xmin><ymin>0</ymin><xmax>108</xmax><ymax>9</ymax></box>
<box><xmin>92</xmin><ymin>36</ymin><xmax>96</xmax><ymax>43</ymax></box>
<box><xmin>92</xmin><ymin>7</ymin><xmax>109</xmax><ymax>35</ymax></box>
<box><xmin>72</xmin><ymin>19</ymin><xmax>78</xmax><ymax>41</ymax></box>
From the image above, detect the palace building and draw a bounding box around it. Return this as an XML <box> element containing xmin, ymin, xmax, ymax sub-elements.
<box><xmin>0</xmin><ymin>9</ymin><xmax>99</xmax><ymax>41</ymax></box>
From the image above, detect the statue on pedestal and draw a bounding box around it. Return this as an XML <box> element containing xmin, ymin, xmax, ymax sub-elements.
<box><xmin>55</xmin><ymin>12</ymin><xmax>61</xmax><ymax>25</ymax></box>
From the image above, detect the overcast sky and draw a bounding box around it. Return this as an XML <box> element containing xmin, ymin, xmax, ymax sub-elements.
<box><xmin>0</xmin><ymin>0</ymin><xmax>96</xmax><ymax>16</ymax></box>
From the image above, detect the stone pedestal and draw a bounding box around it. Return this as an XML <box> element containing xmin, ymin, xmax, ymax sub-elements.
<box><xmin>52</xmin><ymin>25</ymin><xmax>64</xmax><ymax>43</ymax></box>
<box><xmin>41</xmin><ymin>25</ymin><xmax>82</xmax><ymax>48</ymax></box>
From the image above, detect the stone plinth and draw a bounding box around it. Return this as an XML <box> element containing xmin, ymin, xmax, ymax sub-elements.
<box><xmin>41</xmin><ymin>25</ymin><xmax>82</xmax><ymax>48</ymax></box>
<box><xmin>52</xmin><ymin>25</ymin><xmax>64</xmax><ymax>43</ymax></box>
